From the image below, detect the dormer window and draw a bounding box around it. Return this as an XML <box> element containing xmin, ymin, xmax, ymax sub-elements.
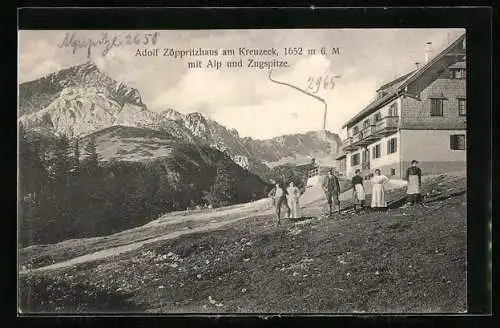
<box><xmin>375</xmin><ymin>112</ymin><xmax>382</xmax><ymax>121</ymax></box>
<box><xmin>448</xmin><ymin>61</ymin><xmax>466</xmax><ymax>79</ymax></box>
<box><xmin>451</xmin><ymin>68</ymin><xmax>466</xmax><ymax>79</ymax></box>
<box><xmin>352</xmin><ymin>126</ymin><xmax>359</xmax><ymax>135</ymax></box>
<box><xmin>363</xmin><ymin>119</ymin><xmax>371</xmax><ymax>128</ymax></box>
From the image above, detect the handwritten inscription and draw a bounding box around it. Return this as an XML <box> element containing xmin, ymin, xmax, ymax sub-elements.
<box><xmin>57</xmin><ymin>32</ymin><xmax>160</xmax><ymax>58</ymax></box>
<box><xmin>57</xmin><ymin>32</ymin><xmax>341</xmax><ymax>72</ymax></box>
<box><xmin>306</xmin><ymin>75</ymin><xmax>341</xmax><ymax>93</ymax></box>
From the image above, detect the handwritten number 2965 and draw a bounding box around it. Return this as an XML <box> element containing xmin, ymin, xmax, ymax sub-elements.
<box><xmin>307</xmin><ymin>75</ymin><xmax>339</xmax><ymax>94</ymax></box>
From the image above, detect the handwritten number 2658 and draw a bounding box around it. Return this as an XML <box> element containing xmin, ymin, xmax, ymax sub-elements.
<box><xmin>307</xmin><ymin>75</ymin><xmax>338</xmax><ymax>94</ymax></box>
<box><xmin>124</xmin><ymin>32</ymin><xmax>159</xmax><ymax>45</ymax></box>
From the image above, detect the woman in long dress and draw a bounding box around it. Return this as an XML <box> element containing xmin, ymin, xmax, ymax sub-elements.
<box><xmin>371</xmin><ymin>169</ymin><xmax>389</xmax><ymax>210</ymax></box>
<box><xmin>351</xmin><ymin>169</ymin><xmax>366</xmax><ymax>212</ymax></box>
<box><xmin>286</xmin><ymin>181</ymin><xmax>301</xmax><ymax>219</ymax></box>
<box><xmin>406</xmin><ymin>159</ymin><xmax>422</xmax><ymax>205</ymax></box>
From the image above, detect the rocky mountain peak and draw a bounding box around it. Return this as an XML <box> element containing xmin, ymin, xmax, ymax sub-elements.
<box><xmin>183</xmin><ymin>112</ymin><xmax>210</xmax><ymax>138</ymax></box>
<box><xmin>19</xmin><ymin>61</ymin><xmax>145</xmax><ymax>117</ymax></box>
<box><xmin>185</xmin><ymin>112</ymin><xmax>208</xmax><ymax>123</ymax></box>
<box><xmin>160</xmin><ymin>108</ymin><xmax>184</xmax><ymax>121</ymax></box>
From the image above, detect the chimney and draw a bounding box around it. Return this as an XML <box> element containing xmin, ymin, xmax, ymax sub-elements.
<box><xmin>424</xmin><ymin>41</ymin><xmax>433</xmax><ymax>64</ymax></box>
<box><xmin>415</xmin><ymin>62</ymin><xmax>420</xmax><ymax>69</ymax></box>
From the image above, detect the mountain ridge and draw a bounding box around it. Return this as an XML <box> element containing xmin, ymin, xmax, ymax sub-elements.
<box><xmin>18</xmin><ymin>61</ymin><xmax>342</xmax><ymax>177</ymax></box>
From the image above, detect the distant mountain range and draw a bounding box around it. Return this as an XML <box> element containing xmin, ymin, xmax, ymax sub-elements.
<box><xmin>18</xmin><ymin>61</ymin><xmax>342</xmax><ymax>179</ymax></box>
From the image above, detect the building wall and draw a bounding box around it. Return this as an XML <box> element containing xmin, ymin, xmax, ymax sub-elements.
<box><xmin>336</xmin><ymin>157</ymin><xmax>347</xmax><ymax>177</ymax></box>
<box><xmin>366</xmin><ymin>131</ymin><xmax>401</xmax><ymax>178</ymax></box>
<box><xmin>399</xmin><ymin>129</ymin><xmax>467</xmax><ymax>176</ymax></box>
<box><xmin>345</xmin><ymin>132</ymin><xmax>401</xmax><ymax>178</ymax></box>
<box><xmin>401</xmin><ymin>78</ymin><xmax>466</xmax><ymax>130</ymax></box>
<box><xmin>346</xmin><ymin>149</ymin><xmax>361</xmax><ymax>178</ymax></box>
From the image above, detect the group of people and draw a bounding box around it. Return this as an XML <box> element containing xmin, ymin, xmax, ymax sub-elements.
<box><xmin>320</xmin><ymin>167</ymin><xmax>391</xmax><ymax>215</ymax></box>
<box><xmin>268</xmin><ymin>160</ymin><xmax>423</xmax><ymax>224</ymax></box>
<box><xmin>267</xmin><ymin>180</ymin><xmax>305</xmax><ymax>225</ymax></box>
<box><xmin>342</xmin><ymin>159</ymin><xmax>423</xmax><ymax>213</ymax></box>
<box><xmin>348</xmin><ymin>168</ymin><xmax>390</xmax><ymax>212</ymax></box>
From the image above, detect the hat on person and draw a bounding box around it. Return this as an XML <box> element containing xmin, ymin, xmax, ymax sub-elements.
<box><xmin>411</xmin><ymin>159</ymin><xmax>418</xmax><ymax>164</ymax></box>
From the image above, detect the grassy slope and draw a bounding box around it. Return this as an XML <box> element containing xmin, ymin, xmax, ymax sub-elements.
<box><xmin>19</xmin><ymin>175</ymin><xmax>466</xmax><ymax>313</ymax></box>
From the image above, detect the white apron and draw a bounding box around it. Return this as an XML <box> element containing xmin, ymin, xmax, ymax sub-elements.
<box><xmin>354</xmin><ymin>183</ymin><xmax>365</xmax><ymax>201</ymax></box>
<box><xmin>371</xmin><ymin>175</ymin><xmax>388</xmax><ymax>208</ymax></box>
<box><xmin>407</xmin><ymin>175</ymin><xmax>420</xmax><ymax>195</ymax></box>
<box><xmin>287</xmin><ymin>187</ymin><xmax>300</xmax><ymax>218</ymax></box>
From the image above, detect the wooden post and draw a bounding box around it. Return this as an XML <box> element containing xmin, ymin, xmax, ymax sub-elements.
<box><xmin>268</xmin><ymin>70</ymin><xmax>328</xmax><ymax>132</ymax></box>
<box><xmin>323</xmin><ymin>102</ymin><xmax>327</xmax><ymax>131</ymax></box>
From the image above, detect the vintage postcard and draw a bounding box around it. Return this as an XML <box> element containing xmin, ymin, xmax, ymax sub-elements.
<box><xmin>18</xmin><ymin>28</ymin><xmax>467</xmax><ymax>313</ymax></box>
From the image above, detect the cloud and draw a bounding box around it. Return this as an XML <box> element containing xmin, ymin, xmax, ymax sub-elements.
<box><xmin>18</xmin><ymin>28</ymin><xmax>465</xmax><ymax>139</ymax></box>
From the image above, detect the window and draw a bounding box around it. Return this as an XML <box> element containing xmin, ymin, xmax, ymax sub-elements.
<box><xmin>388</xmin><ymin>103</ymin><xmax>398</xmax><ymax>116</ymax></box>
<box><xmin>458</xmin><ymin>98</ymin><xmax>466</xmax><ymax>116</ymax></box>
<box><xmin>363</xmin><ymin>119</ymin><xmax>370</xmax><ymax>128</ymax></box>
<box><xmin>390</xmin><ymin>168</ymin><xmax>396</xmax><ymax>176</ymax></box>
<box><xmin>352</xmin><ymin>126</ymin><xmax>359</xmax><ymax>135</ymax></box>
<box><xmin>351</xmin><ymin>153</ymin><xmax>360</xmax><ymax>166</ymax></box>
<box><xmin>430</xmin><ymin>98</ymin><xmax>444</xmax><ymax>116</ymax></box>
<box><xmin>372</xmin><ymin>144</ymin><xmax>381</xmax><ymax>159</ymax></box>
<box><xmin>451</xmin><ymin>68</ymin><xmax>466</xmax><ymax>79</ymax></box>
<box><xmin>375</xmin><ymin>112</ymin><xmax>382</xmax><ymax>121</ymax></box>
<box><xmin>450</xmin><ymin>135</ymin><xmax>466</xmax><ymax>150</ymax></box>
<box><xmin>387</xmin><ymin>137</ymin><xmax>397</xmax><ymax>154</ymax></box>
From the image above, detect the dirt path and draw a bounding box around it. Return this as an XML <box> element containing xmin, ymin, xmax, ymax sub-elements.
<box><xmin>20</xmin><ymin>180</ymin><xmax>413</xmax><ymax>275</ymax></box>
<box><xmin>21</xmin><ymin>211</ymin><xmax>273</xmax><ymax>275</ymax></box>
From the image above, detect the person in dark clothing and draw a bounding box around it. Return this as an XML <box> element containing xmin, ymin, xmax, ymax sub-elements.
<box><xmin>351</xmin><ymin>169</ymin><xmax>366</xmax><ymax>212</ymax></box>
<box><xmin>406</xmin><ymin>160</ymin><xmax>422</xmax><ymax>205</ymax></box>
<box><xmin>321</xmin><ymin>169</ymin><xmax>341</xmax><ymax>216</ymax></box>
<box><xmin>268</xmin><ymin>181</ymin><xmax>290</xmax><ymax>225</ymax></box>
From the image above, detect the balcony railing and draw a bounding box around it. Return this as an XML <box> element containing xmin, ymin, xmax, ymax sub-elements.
<box><xmin>374</xmin><ymin>116</ymin><xmax>399</xmax><ymax>136</ymax></box>
<box><xmin>344</xmin><ymin>116</ymin><xmax>399</xmax><ymax>151</ymax></box>
<box><xmin>361</xmin><ymin>125</ymin><xmax>377</xmax><ymax>139</ymax></box>
<box><xmin>352</xmin><ymin>125</ymin><xmax>378</xmax><ymax>147</ymax></box>
<box><xmin>342</xmin><ymin>137</ymin><xmax>357</xmax><ymax>151</ymax></box>
<box><xmin>352</xmin><ymin>133</ymin><xmax>363</xmax><ymax>143</ymax></box>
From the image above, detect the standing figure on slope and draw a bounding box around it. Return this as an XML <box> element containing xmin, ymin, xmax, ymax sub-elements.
<box><xmin>286</xmin><ymin>181</ymin><xmax>302</xmax><ymax>219</ymax></box>
<box><xmin>371</xmin><ymin>169</ymin><xmax>389</xmax><ymax>210</ymax></box>
<box><xmin>351</xmin><ymin>169</ymin><xmax>366</xmax><ymax>213</ymax></box>
<box><xmin>406</xmin><ymin>159</ymin><xmax>423</xmax><ymax>206</ymax></box>
<box><xmin>268</xmin><ymin>180</ymin><xmax>290</xmax><ymax>225</ymax></box>
<box><xmin>322</xmin><ymin>169</ymin><xmax>342</xmax><ymax>217</ymax></box>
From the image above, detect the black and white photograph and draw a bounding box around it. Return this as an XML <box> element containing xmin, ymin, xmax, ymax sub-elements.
<box><xmin>18</xmin><ymin>27</ymin><xmax>468</xmax><ymax>313</ymax></box>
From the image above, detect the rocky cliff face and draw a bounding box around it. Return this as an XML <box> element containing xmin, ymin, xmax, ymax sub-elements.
<box><xmin>243</xmin><ymin>130</ymin><xmax>342</xmax><ymax>168</ymax></box>
<box><xmin>19</xmin><ymin>61</ymin><xmax>145</xmax><ymax>117</ymax></box>
<box><xmin>18</xmin><ymin>61</ymin><xmax>342</xmax><ymax>178</ymax></box>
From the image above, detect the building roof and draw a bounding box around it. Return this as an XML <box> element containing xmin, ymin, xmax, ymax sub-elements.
<box><xmin>335</xmin><ymin>152</ymin><xmax>347</xmax><ymax>160</ymax></box>
<box><xmin>448</xmin><ymin>61</ymin><xmax>466</xmax><ymax>69</ymax></box>
<box><xmin>342</xmin><ymin>33</ymin><xmax>466</xmax><ymax>129</ymax></box>
<box><xmin>375</xmin><ymin>70</ymin><xmax>416</xmax><ymax>92</ymax></box>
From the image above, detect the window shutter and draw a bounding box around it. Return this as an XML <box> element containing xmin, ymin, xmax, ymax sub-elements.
<box><xmin>387</xmin><ymin>140</ymin><xmax>390</xmax><ymax>154</ymax></box>
<box><xmin>450</xmin><ymin>135</ymin><xmax>455</xmax><ymax>150</ymax></box>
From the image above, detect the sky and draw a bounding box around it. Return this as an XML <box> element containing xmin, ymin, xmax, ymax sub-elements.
<box><xmin>18</xmin><ymin>28</ymin><xmax>464</xmax><ymax>139</ymax></box>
